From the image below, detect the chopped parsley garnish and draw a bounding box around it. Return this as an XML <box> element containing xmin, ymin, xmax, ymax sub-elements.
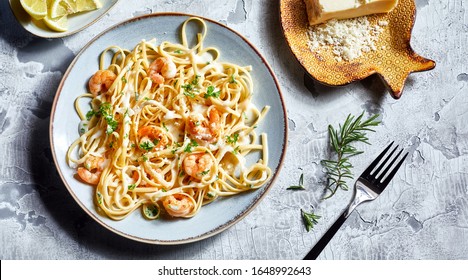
<box><xmin>229</xmin><ymin>74</ymin><xmax>237</xmax><ymax>84</ymax></box>
<box><xmin>99</xmin><ymin>103</ymin><xmax>118</xmax><ymax>134</ymax></box>
<box><xmin>139</xmin><ymin>141</ymin><xmax>155</xmax><ymax>151</ymax></box>
<box><xmin>181</xmin><ymin>75</ymin><xmax>201</xmax><ymax>97</ymax></box>
<box><xmin>80</xmin><ymin>128</ymin><xmax>86</xmax><ymax>134</ymax></box>
<box><xmin>171</xmin><ymin>142</ymin><xmax>182</xmax><ymax>154</ymax></box>
<box><xmin>200</xmin><ymin>169</ymin><xmax>210</xmax><ymax>176</ymax></box>
<box><xmin>142</xmin><ymin>155</ymin><xmax>148</xmax><ymax>162</ymax></box>
<box><xmin>184</xmin><ymin>139</ymin><xmax>199</xmax><ymax>153</ymax></box>
<box><xmin>226</xmin><ymin>133</ymin><xmax>239</xmax><ymax>144</ymax></box>
<box><xmin>182</xmin><ymin>85</ymin><xmax>196</xmax><ymax>98</ymax></box>
<box><xmin>179</xmin><ymin>170</ymin><xmax>185</xmax><ymax>177</ymax></box>
<box><xmin>86</xmin><ymin>110</ymin><xmax>97</xmax><ymax>120</ymax></box>
<box><xmin>144</xmin><ymin>205</ymin><xmax>159</xmax><ymax>218</ymax></box>
<box><xmin>121</xmin><ymin>76</ymin><xmax>127</xmax><ymax>83</ymax></box>
<box><xmin>128</xmin><ymin>184</ymin><xmax>137</xmax><ymax>190</ymax></box>
<box><xmin>174</xmin><ymin>49</ymin><xmax>183</xmax><ymax>54</ymax></box>
<box><xmin>232</xmin><ymin>146</ymin><xmax>240</xmax><ymax>155</ymax></box>
<box><xmin>96</xmin><ymin>192</ymin><xmax>103</xmax><ymax>204</ymax></box>
<box><xmin>204</xmin><ymin>85</ymin><xmax>221</xmax><ymax>98</ymax></box>
<box><xmin>192</xmin><ymin>75</ymin><xmax>200</xmax><ymax>85</ymax></box>
<box><xmin>162</xmin><ymin>122</ymin><xmax>168</xmax><ymax>132</ymax></box>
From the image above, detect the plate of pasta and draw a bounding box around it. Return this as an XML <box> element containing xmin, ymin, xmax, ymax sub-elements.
<box><xmin>50</xmin><ymin>13</ymin><xmax>287</xmax><ymax>244</ymax></box>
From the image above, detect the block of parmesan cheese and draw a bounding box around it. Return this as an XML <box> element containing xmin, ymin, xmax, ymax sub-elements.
<box><xmin>305</xmin><ymin>0</ymin><xmax>398</xmax><ymax>26</ymax></box>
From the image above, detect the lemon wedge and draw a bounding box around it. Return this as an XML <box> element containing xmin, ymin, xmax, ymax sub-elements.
<box><xmin>43</xmin><ymin>15</ymin><xmax>69</xmax><ymax>32</ymax></box>
<box><xmin>20</xmin><ymin>0</ymin><xmax>48</xmax><ymax>20</ymax></box>
<box><xmin>50</xmin><ymin>0</ymin><xmax>102</xmax><ymax>19</ymax></box>
<box><xmin>75</xmin><ymin>0</ymin><xmax>102</xmax><ymax>13</ymax></box>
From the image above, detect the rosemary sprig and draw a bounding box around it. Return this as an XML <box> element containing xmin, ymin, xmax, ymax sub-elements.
<box><xmin>301</xmin><ymin>208</ymin><xmax>321</xmax><ymax>232</ymax></box>
<box><xmin>287</xmin><ymin>173</ymin><xmax>305</xmax><ymax>190</ymax></box>
<box><xmin>321</xmin><ymin>112</ymin><xmax>381</xmax><ymax>199</ymax></box>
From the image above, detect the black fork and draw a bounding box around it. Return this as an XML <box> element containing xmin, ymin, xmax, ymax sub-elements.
<box><xmin>304</xmin><ymin>142</ymin><xmax>408</xmax><ymax>260</ymax></box>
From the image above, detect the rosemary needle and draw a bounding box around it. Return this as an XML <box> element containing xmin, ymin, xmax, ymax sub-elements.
<box><xmin>287</xmin><ymin>173</ymin><xmax>306</xmax><ymax>190</ymax></box>
<box><xmin>301</xmin><ymin>208</ymin><xmax>321</xmax><ymax>232</ymax></box>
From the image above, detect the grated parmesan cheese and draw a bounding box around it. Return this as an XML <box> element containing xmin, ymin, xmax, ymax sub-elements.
<box><xmin>307</xmin><ymin>17</ymin><xmax>388</xmax><ymax>62</ymax></box>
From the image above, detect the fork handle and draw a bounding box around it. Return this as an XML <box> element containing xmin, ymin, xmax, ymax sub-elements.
<box><xmin>303</xmin><ymin>211</ymin><xmax>347</xmax><ymax>260</ymax></box>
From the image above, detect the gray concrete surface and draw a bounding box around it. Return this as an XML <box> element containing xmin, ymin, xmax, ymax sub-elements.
<box><xmin>1</xmin><ymin>0</ymin><xmax>467</xmax><ymax>259</ymax></box>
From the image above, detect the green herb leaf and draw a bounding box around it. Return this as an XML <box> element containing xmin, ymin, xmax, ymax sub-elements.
<box><xmin>143</xmin><ymin>204</ymin><xmax>159</xmax><ymax>219</ymax></box>
<box><xmin>192</xmin><ymin>75</ymin><xmax>200</xmax><ymax>86</ymax></box>
<box><xmin>182</xmin><ymin>85</ymin><xmax>196</xmax><ymax>98</ymax></box>
<box><xmin>229</xmin><ymin>75</ymin><xmax>237</xmax><ymax>84</ymax></box>
<box><xmin>86</xmin><ymin>110</ymin><xmax>97</xmax><ymax>120</ymax></box>
<box><xmin>171</xmin><ymin>142</ymin><xmax>182</xmax><ymax>154</ymax></box>
<box><xmin>184</xmin><ymin>139</ymin><xmax>199</xmax><ymax>153</ymax></box>
<box><xmin>322</xmin><ymin>112</ymin><xmax>381</xmax><ymax>199</ymax></box>
<box><xmin>226</xmin><ymin>133</ymin><xmax>239</xmax><ymax>144</ymax></box>
<box><xmin>139</xmin><ymin>141</ymin><xmax>155</xmax><ymax>151</ymax></box>
<box><xmin>98</xmin><ymin>103</ymin><xmax>118</xmax><ymax>134</ymax></box>
<box><xmin>96</xmin><ymin>192</ymin><xmax>103</xmax><ymax>204</ymax></box>
<box><xmin>287</xmin><ymin>173</ymin><xmax>305</xmax><ymax>190</ymax></box>
<box><xmin>128</xmin><ymin>184</ymin><xmax>137</xmax><ymax>190</ymax></box>
<box><xmin>204</xmin><ymin>85</ymin><xmax>220</xmax><ymax>98</ymax></box>
<box><xmin>174</xmin><ymin>49</ymin><xmax>183</xmax><ymax>54</ymax></box>
<box><xmin>200</xmin><ymin>169</ymin><xmax>210</xmax><ymax>176</ymax></box>
<box><xmin>301</xmin><ymin>208</ymin><xmax>321</xmax><ymax>232</ymax></box>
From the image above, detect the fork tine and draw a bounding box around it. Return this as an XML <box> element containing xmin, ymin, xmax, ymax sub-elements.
<box><xmin>372</xmin><ymin>144</ymin><xmax>399</xmax><ymax>178</ymax></box>
<box><xmin>376</xmin><ymin>148</ymin><xmax>404</xmax><ymax>182</ymax></box>
<box><xmin>381</xmin><ymin>152</ymin><xmax>409</xmax><ymax>187</ymax></box>
<box><xmin>361</xmin><ymin>141</ymin><xmax>394</xmax><ymax>177</ymax></box>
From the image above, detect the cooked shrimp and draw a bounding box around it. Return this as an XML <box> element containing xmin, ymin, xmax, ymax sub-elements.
<box><xmin>88</xmin><ymin>70</ymin><xmax>117</xmax><ymax>96</ymax></box>
<box><xmin>183</xmin><ymin>153</ymin><xmax>213</xmax><ymax>179</ymax></box>
<box><xmin>138</xmin><ymin>125</ymin><xmax>169</xmax><ymax>151</ymax></box>
<box><xmin>187</xmin><ymin>108</ymin><xmax>221</xmax><ymax>143</ymax></box>
<box><xmin>162</xmin><ymin>194</ymin><xmax>194</xmax><ymax>217</ymax></box>
<box><xmin>148</xmin><ymin>57</ymin><xmax>177</xmax><ymax>85</ymax></box>
<box><xmin>77</xmin><ymin>155</ymin><xmax>105</xmax><ymax>185</ymax></box>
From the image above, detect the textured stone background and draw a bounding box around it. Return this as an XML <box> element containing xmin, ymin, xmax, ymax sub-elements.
<box><xmin>1</xmin><ymin>0</ymin><xmax>467</xmax><ymax>259</ymax></box>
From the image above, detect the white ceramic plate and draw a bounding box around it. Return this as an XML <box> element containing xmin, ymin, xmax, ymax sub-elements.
<box><xmin>8</xmin><ymin>0</ymin><xmax>119</xmax><ymax>38</ymax></box>
<box><xmin>50</xmin><ymin>13</ymin><xmax>288</xmax><ymax>244</ymax></box>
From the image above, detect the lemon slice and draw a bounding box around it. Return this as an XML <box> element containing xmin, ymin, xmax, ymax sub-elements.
<box><xmin>43</xmin><ymin>15</ymin><xmax>69</xmax><ymax>32</ymax></box>
<box><xmin>50</xmin><ymin>0</ymin><xmax>102</xmax><ymax>19</ymax></box>
<box><xmin>20</xmin><ymin>0</ymin><xmax>48</xmax><ymax>20</ymax></box>
<box><xmin>75</xmin><ymin>0</ymin><xmax>102</xmax><ymax>12</ymax></box>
